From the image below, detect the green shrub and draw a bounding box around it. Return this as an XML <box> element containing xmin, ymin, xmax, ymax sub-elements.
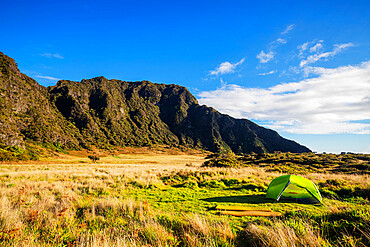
<box><xmin>201</xmin><ymin>180</ymin><xmax>226</xmax><ymax>188</ymax></box>
<box><xmin>221</xmin><ymin>178</ymin><xmax>242</xmax><ymax>187</ymax></box>
<box><xmin>0</xmin><ymin>145</ymin><xmax>39</xmax><ymax>161</ymax></box>
<box><xmin>181</xmin><ymin>180</ymin><xmax>199</xmax><ymax>189</ymax></box>
<box><xmin>88</xmin><ymin>155</ymin><xmax>100</xmax><ymax>163</ymax></box>
<box><xmin>202</xmin><ymin>158</ymin><xmax>239</xmax><ymax>167</ymax></box>
<box><xmin>240</xmin><ymin>183</ymin><xmax>267</xmax><ymax>192</ymax></box>
<box><xmin>320</xmin><ymin>188</ymin><xmax>338</xmax><ymax>199</ymax></box>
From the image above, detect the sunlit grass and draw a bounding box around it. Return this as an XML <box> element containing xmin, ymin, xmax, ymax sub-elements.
<box><xmin>0</xmin><ymin>150</ymin><xmax>368</xmax><ymax>246</ymax></box>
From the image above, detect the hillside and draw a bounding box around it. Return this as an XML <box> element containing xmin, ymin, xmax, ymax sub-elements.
<box><xmin>0</xmin><ymin>52</ymin><xmax>310</xmax><ymax>154</ymax></box>
<box><xmin>0</xmin><ymin>52</ymin><xmax>84</xmax><ymax>150</ymax></box>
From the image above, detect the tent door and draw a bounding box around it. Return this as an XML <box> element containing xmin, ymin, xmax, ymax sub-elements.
<box><xmin>276</xmin><ymin>181</ymin><xmax>290</xmax><ymax>201</ymax></box>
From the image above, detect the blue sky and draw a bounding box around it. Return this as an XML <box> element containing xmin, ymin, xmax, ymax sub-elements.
<box><xmin>1</xmin><ymin>0</ymin><xmax>369</xmax><ymax>153</ymax></box>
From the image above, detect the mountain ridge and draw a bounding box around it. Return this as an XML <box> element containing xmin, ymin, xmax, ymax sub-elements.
<box><xmin>0</xmin><ymin>52</ymin><xmax>311</xmax><ymax>154</ymax></box>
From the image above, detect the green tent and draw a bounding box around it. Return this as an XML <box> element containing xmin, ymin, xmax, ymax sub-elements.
<box><xmin>266</xmin><ymin>175</ymin><xmax>322</xmax><ymax>204</ymax></box>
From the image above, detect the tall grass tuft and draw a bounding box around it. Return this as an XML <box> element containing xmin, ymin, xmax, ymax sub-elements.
<box><xmin>242</xmin><ymin>219</ymin><xmax>325</xmax><ymax>247</ymax></box>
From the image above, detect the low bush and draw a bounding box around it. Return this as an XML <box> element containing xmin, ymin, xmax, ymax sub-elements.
<box><xmin>202</xmin><ymin>157</ymin><xmax>240</xmax><ymax>167</ymax></box>
<box><xmin>0</xmin><ymin>144</ymin><xmax>39</xmax><ymax>161</ymax></box>
<box><xmin>203</xmin><ymin>152</ymin><xmax>370</xmax><ymax>174</ymax></box>
<box><xmin>201</xmin><ymin>179</ymin><xmax>226</xmax><ymax>188</ymax></box>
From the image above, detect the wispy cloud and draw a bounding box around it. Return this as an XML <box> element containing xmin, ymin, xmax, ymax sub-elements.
<box><xmin>257</xmin><ymin>51</ymin><xmax>274</xmax><ymax>63</ymax></box>
<box><xmin>310</xmin><ymin>43</ymin><xmax>323</xmax><ymax>53</ymax></box>
<box><xmin>298</xmin><ymin>40</ymin><xmax>324</xmax><ymax>57</ymax></box>
<box><xmin>199</xmin><ymin>61</ymin><xmax>370</xmax><ymax>134</ymax></box>
<box><xmin>275</xmin><ymin>38</ymin><xmax>287</xmax><ymax>44</ymax></box>
<box><xmin>209</xmin><ymin>58</ymin><xmax>245</xmax><ymax>76</ymax></box>
<box><xmin>298</xmin><ymin>42</ymin><xmax>310</xmax><ymax>57</ymax></box>
<box><xmin>257</xmin><ymin>25</ymin><xmax>292</xmax><ymax>64</ymax></box>
<box><xmin>35</xmin><ymin>75</ymin><xmax>60</xmax><ymax>81</ymax></box>
<box><xmin>258</xmin><ymin>70</ymin><xmax>276</xmax><ymax>76</ymax></box>
<box><xmin>281</xmin><ymin>24</ymin><xmax>295</xmax><ymax>35</ymax></box>
<box><xmin>300</xmin><ymin>43</ymin><xmax>354</xmax><ymax>67</ymax></box>
<box><xmin>40</xmin><ymin>53</ymin><xmax>64</xmax><ymax>59</ymax></box>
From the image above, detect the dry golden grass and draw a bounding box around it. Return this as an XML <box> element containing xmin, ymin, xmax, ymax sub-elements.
<box><xmin>244</xmin><ymin>220</ymin><xmax>323</xmax><ymax>247</ymax></box>
<box><xmin>0</xmin><ymin>150</ymin><xmax>368</xmax><ymax>246</ymax></box>
<box><xmin>0</xmin><ymin>151</ymin><xmax>235</xmax><ymax>246</ymax></box>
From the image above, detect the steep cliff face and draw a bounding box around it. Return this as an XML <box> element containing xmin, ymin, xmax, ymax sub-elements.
<box><xmin>0</xmin><ymin>52</ymin><xmax>83</xmax><ymax>149</ymax></box>
<box><xmin>48</xmin><ymin>76</ymin><xmax>310</xmax><ymax>153</ymax></box>
<box><xmin>0</xmin><ymin>52</ymin><xmax>311</xmax><ymax>153</ymax></box>
<box><xmin>48</xmin><ymin>78</ymin><xmax>180</xmax><ymax>147</ymax></box>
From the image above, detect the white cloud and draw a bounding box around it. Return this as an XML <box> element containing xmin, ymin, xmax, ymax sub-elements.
<box><xmin>276</xmin><ymin>38</ymin><xmax>287</xmax><ymax>44</ymax></box>
<box><xmin>209</xmin><ymin>58</ymin><xmax>245</xmax><ymax>76</ymax></box>
<box><xmin>310</xmin><ymin>43</ymin><xmax>323</xmax><ymax>53</ymax></box>
<box><xmin>35</xmin><ymin>75</ymin><xmax>60</xmax><ymax>81</ymax></box>
<box><xmin>298</xmin><ymin>40</ymin><xmax>324</xmax><ymax>57</ymax></box>
<box><xmin>281</xmin><ymin>24</ymin><xmax>295</xmax><ymax>34</ymax></box>
<box><xmin>257</xmin><ymin>51</ymin><xmax>274</xmax><ymax>63</ymax></box>
<box><xmin>198</xmin><ymin>61</ymin><xmax>370</xmax><ymax>134</ymax></box>
<box><xmin>336</xmin><ymin>43</ymin><xmax>355</xmax><ymax>50</ymax></box>
<box><xmin>258</xmin><ymin>70</ymin><xmax>276</xmax><ymax>76</ymax></box>
<box><xmin>256</xmin><ymin>25</ymin><xmax>291</xmax><ymax>65</ymax></box>
<box><xmin>298</xmin><ymin>42</ymin><xmax>309</xmax><ymax>57</ymax></box>
<box><xmin>40</xmin><ymin>53</ymin><xmax>64</xmax><ymax>59</ymax></box>
<box><xmin>300</xmin><ymin>43</ymin><xmax>354</xmax><ymax>67</ymax></box>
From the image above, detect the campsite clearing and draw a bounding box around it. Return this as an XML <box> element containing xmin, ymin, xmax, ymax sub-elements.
<box><xmin>0</xmin><ymin>150</ymin><xmax>369</xmax><ymax>246</ymax></box>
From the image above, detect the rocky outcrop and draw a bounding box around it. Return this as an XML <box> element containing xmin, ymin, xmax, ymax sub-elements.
<box><xmin>0</xmin><ymin>52</ymin><xmax>311</xmax><ymax>153</ymax></box>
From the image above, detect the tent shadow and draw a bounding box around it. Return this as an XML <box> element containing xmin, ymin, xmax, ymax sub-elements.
<box><xmin>201</xmin><ymin>194</ymin><xmax>274</xmax><ymax>204</ymax></box>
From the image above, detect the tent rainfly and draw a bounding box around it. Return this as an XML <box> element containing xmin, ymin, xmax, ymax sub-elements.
<box><xmin>266</xmin><ymin>175</ymin><xmax>323</xmax><ymax>204</ymax></box>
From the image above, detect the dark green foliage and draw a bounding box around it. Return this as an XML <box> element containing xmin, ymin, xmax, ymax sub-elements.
<box><xmin>0</xmin><ymin>144</ymin><xmax>39</xmax><ymax>161</ymax></box>
<box><xmin>319</xmin><ymin>179</ymin><xmax>370</xmax><ymax>200</ymax></box>
<box><xmin>202</xmin><ymin>180</ymin><xmax>226</xmax><ymax>188</ymax></box>
<box><xmin>160</xmin><ymin>170</ymin><xmax>268</xmax><ymax>191</ymax></box>
<box><xmin>0</xmin><ymin>51</ymin><xmax>311</xmax><ymax>157</ymax></box>
<box><xmin>180</xmin><ymin>180</ymin><xmax>199</xmax><ymax>189</ymax></box>
<box><xmin>202</xmin><ymin>152</ymin><xmax>241</xmax><ymax>168</ymax></box>
<box><xmin>88</xmin><ymin>155</ymin><xmax>100</xmax><ymax>163</ymax></box>
<box><xmin>0</xmin><ymin>52</ymin><xmax>84</xmax><ymax>151</ymax></box>
<box><xmin>202</xmin><ymin>158</ymin><xmax>239</xmax><ymax>168</ymax></box>
<box><xmin>203</xmin><ymin>151</ymin><xmax>370</xmax><ymax>175</ymax></box>
<box><xmin>240</xmin><ymin>208</ymin><xmax>370</xmax><ymax>247</ymax></box>
<box><xmin>310</xmin><ymin>208</ymin><xmax>370</xmax><ymax>246</ymax></box>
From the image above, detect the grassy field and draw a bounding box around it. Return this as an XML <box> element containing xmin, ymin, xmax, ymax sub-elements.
<box><xmin>0</xmin><ymin>148</ymin><xmax>369</xmax><ymax>246</ymax></box>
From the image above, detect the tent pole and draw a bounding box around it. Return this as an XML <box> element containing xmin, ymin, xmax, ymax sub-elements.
<box><xmin>276</xmin><ymin>181</ymin><xmax>291</xmax><ymax>201</ymax></box>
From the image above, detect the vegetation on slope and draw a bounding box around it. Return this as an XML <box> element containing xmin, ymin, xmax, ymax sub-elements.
<box><xmin>0</xmin><ymin>51</ymin><xmax>310</xmax><ymax>156</ymax></box>
<box><xmin>0</xmin><ymin>52</ymin><xmax>84</xmax><ymax>150</ymax></box>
